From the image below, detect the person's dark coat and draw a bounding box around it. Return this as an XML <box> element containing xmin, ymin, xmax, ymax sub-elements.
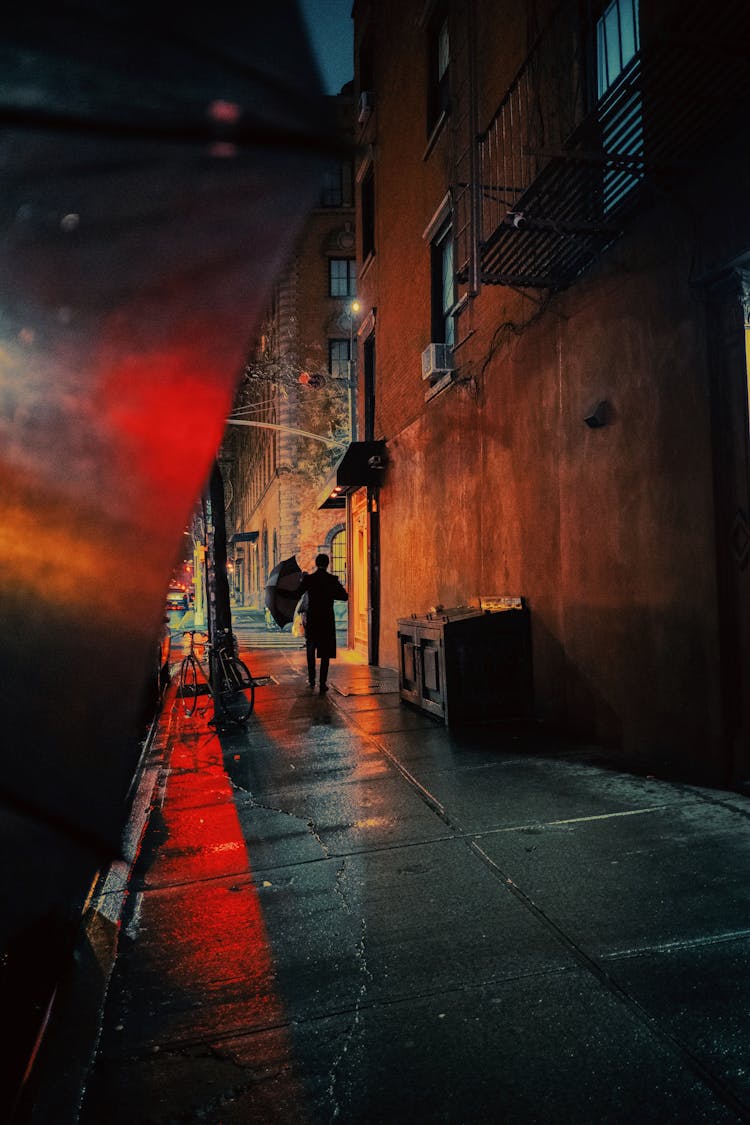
<box><xmin>297</xmin><ymin>568</ymin><xmax>348</xmax><ymax>658</ymax></box>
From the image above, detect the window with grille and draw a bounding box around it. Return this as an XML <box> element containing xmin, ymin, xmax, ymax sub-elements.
<box><xmin>330</xmin><ymin>529</ymin><xmax>347</xmax><ymax>586</ymax></box>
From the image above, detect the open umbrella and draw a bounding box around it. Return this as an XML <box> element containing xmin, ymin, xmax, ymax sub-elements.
<box><xmin>265</xmin><ymin>556</ymin><xmax>303</xmax><ymax>628</ymax></box>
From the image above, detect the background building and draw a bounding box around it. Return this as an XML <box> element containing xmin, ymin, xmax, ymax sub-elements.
<box><xmin>350</xmin><ymin>0</ymin><xmax>750</xmax><ymax>784</ymax></box>
<box><xmin>222</xmin><ymin>86</ymin><xmax>355</xmax><ymax>618</ymax></box>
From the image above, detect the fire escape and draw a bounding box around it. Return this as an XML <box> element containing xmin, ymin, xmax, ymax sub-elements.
<box><xmin>454</xmin><ymin>0</ymin><xmax>750</xmax><ymax>293</ymax></box>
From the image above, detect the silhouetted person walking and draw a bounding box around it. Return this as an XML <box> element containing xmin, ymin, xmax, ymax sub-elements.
<box><xmin>297</xmin><ymin>553</ymin><xmax>348</xmax><ymax>693</ymax></box>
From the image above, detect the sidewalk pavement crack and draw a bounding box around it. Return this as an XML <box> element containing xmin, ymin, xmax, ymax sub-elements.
<box><xmin>229</xmin><ymin>788</ymin><xmax>332</xmax><ymax>858</ymax></box>
<box><xmin>327</xmin><ymin>860</ymin><xmax>372</xmax><ymax>1120</ymax></box>
<box><xmin>306</xmin><ymin>817</ymin><xmax>331</xmax><ymax>858</ymax></box>
<box><xmin>115</xmin><ymin>963</ymin><xmax>578</xmax><ymax>1064</ymax></box>
<box><xmin>601</xmin><ymin>928</ymin><xmax>750</xmax><ymax>961</ymax></box>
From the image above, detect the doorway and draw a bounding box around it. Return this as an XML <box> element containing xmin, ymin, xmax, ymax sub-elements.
<box><xmin>351</xmin><ymin>488</ymin><xmax>369</xmax><ymax>658</ymax></box>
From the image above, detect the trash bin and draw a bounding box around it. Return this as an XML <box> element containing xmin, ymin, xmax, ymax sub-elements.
<box><xmin>397</xmin><ymin>598</ymin><xmax>533</xmax><ymax>725</ymax></box>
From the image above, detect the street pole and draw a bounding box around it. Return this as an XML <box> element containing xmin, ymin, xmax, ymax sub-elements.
<box><xmin>204</xmin><ymin>461</ymin><xmax>233</xmax><ymax>658</ymax></box>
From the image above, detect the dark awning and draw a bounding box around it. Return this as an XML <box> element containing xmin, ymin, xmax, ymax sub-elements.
<box><xmin>336</xmin><ymin>440</ymin><xmax>386</xmax><ymax>487</ymax></box>
<box><xmin>317</xmin><ymin>441</ymin><xmax>387</xmax><ymax>508</ymax></box>
<box><xmin>230</xmin><ymin>531</ymin><xmax>259</xmax><ymax>544</ymax></box>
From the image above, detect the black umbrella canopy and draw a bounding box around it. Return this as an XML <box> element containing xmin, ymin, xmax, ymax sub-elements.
<box><xmin>265</xmin><ymin>556</ymin><xmax>303</xmax><ymax>628</ymax></box>
<box><xmin>0</xmin><ymin>0</ymin><xmax>340</xmax><ymax>1008</ymax></box>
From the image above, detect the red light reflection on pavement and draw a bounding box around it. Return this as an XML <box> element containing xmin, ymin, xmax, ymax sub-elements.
<box><xmin>129</xmin><ymin>708</ymin><xmax>304</xmax><ymax>1107</ymax></box>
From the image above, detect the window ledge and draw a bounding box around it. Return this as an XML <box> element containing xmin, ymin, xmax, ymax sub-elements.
<box><xmin>424</xmin><ymin>370</ymin><xmax>455</xmax><ymax>402</ymax></box>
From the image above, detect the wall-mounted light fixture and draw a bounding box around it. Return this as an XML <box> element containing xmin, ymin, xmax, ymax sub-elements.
<box><xmin>584</xmin><ymin>400</ymin><xmax>610</xmax><ymax>428</ymax></box>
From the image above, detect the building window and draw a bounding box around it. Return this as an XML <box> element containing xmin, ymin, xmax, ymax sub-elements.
<box><xmin>431</xmin><ymin>221</ymin><xmax>455</xmax><ymax>348</ymax></box>
<box><xmin>329</xmin><ymin>258</ymin><xmax>357</xmax><ymax>297</ymax></box>
<box><xmin>427</xmin><ymin>3</ymin><xmax>450</xmax><ymax>134</ymax></box>
<box><xmin>597</xmin><ymin>0</ymin><xmax>639</xmax><ymax>97</ymax></box>
<box><xmin>321</xmin><ymin>160</ymin><xmax>354</xmax><ymax>207</ymax></box>
<box><xmin>329</xmin><ymin>338</ymin><xmax>351</xmax><ymax>379</ymax></box>
<box><xmin>361</xmin><ymin>164</ymin><xmax>375</xmax><ymax>261</ymax></box>
<box><xmin>596</xmin><ymin>0</ymin><xmax>642</xmax><ymax>212</ymax></box>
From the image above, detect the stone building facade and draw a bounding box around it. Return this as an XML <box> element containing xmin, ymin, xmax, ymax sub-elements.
<box><xmin>222</xmin><ymin>86</ymin><xmax>355</xmax><ymax>614</ymax></box>
<box><xmin>347</xmin><ymin>0</ymin><xmax>750</xmax><ymax>784</ymax></box>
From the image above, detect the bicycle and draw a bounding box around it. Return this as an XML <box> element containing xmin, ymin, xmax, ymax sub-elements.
<box><xmin>179</xmin><ymin>629</ymin><xmax>255</xmax><ymax>725</ymax></box>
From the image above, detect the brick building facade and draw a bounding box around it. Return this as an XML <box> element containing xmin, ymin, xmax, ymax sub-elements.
<box><xmin>347</xmin><ymin>0</ymin><xmax>750</xmax><ymax>784</ymax></box>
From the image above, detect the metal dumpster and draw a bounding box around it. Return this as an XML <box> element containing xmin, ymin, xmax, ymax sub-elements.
<box><xmin>397</xmin><ymin>599</ymin><xmax>533</xmax><ymax>725</ymax></box>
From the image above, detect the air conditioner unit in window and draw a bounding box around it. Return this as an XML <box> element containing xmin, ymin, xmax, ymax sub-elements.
<box><xmin>358</xmin><ymin>90</ymin><xmax>374</xmax><ymax>124</ymax></box>
<box><xmin>421</xmin><ymin>343</ymin><xmax>454</xmax><ymax>381</ymax></box>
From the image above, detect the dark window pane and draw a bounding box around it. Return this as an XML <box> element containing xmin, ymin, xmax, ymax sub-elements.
<box><xmin>329</xmin><ymin>258</ymin><xmax>356</xmax><ymax>297</ymax></box>
<box><xmin>427</xmin><ymin>6</ymin><xmax>450</xmax><ymax>132</ymax></box>
<box><xmin>329</xmin><ymin>338</ymin><xmax>351</xmax><ymax>379</ymax></box>
<box><xmin>431</xmin><ymin>221</ymin><xmax>455</xmax><ymax>346</ymax></box>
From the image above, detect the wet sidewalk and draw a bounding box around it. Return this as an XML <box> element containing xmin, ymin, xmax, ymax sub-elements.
<box><xmin>33</xmin><ymin>647</ymin><xmax>750</xmax><ymax>1122</ymax></box>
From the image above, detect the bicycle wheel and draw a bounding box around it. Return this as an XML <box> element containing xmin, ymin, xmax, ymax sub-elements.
<box><xmin>218</xmin><ymin>656</ymin><xmax>255</xmax><ymax>723</ymax></box>
<box><xmin>180</xmin><ymin>656</ymin><xmax>200</xmax><ymax>716</ymax></box>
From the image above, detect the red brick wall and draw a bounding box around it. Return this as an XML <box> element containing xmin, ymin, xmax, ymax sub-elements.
<box><xmin>356</xmin><ymin>0</ymin><xmax>737</xmax><ymax>776</ymax></box>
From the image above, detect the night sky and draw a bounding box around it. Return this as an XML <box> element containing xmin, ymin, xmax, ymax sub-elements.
<box><xmin>297</xmin><ymin>0</ymin><xmax>354</xmax><ymax>94</ymax></box>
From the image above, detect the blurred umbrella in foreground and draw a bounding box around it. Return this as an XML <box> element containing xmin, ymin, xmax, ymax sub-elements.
<box><xmin>0</xmin><ymin>0</ymin><xmax>341</xmax><ymax>1105</ymax></box>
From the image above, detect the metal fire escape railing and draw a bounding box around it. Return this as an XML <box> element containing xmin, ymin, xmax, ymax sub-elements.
<box><xmin>475</xmin><ymin>0</ymin><xmax>750</xmax><ymax>291</ymax></box>
<box><xmin>450</xmin><ymin>0</ymin><xmax>480</xmax><ymax>300</ymax></box>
